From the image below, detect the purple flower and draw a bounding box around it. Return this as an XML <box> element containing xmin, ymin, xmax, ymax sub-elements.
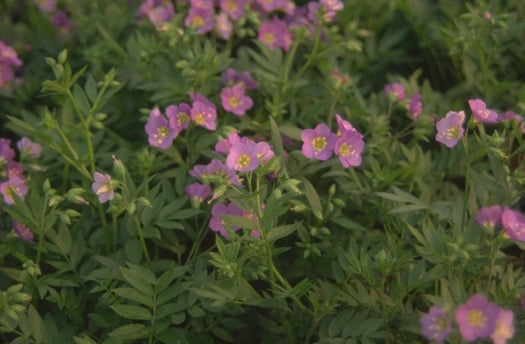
<box><xmin>334</xmin><ymin>130</ymin><xmax>364</xmax><ymax>168</ymax></box>
<box><xmin>335</xmin><ymin>114</ymin><xmax>361</xmax><ymax>137</ymax></box>
<box><xmin>0</xmin><ymin>41</ymin><xmax>22</xmax><ymax>89</ymax></box>
<box><xmin>476</xmin><ymin>205</ymin><xmax>502</xmax><ymax>230</ymax></box>
<box><xmin>301</xmin><ymin>123</ymin><xmax>337</xmax><ymax>161</ymax></box>
<box><xmin>33</xmin><ymin>0</ymin><xmax>57</xmax><ymax>13</ymax></box>
<box><xmin>0</xmin><ymin>138</ymin><xmax>15</xmax><ymax>166</ymax></box>
<box><xmin>215</xmin><ymin>12</ymin><xmax>233</xmax><ymax>40</ymax></box>
<box><xmin>0</xmin><ymin>176</ymin><xmax>28</xmax><ymax>205</ymax></box>
<box><xmin>221</xmin><ymin>68</ymin><xmax>259</xmax><ymax>89</ymax></box>
<box><xmin>91</xmin><ymin>172</ymin><xmax>114</xmax><ymax>204</ymax></box>
<box><xmin>189</xmin><ymin>158</ymin><xmax>242</xmax><ymax>186</ymax></box>
<box><xmin>190</xmin><ymin>93</ymin><xmax>217</xmax><ymax>110</ymax></box>
<box><xmin>469</xmin><ymin>98</ymin><xmax>498</xmax><ymax>123</ymax></box>
<box><xmin>215</xmin><ymin>131</ymin><xmax>241</xmax><ymax>155</ymax></box>
<box><xmin>409</xmin><ymin>92</ymin><xmax>423</xmax><ymax>121</ymax></box>
<box><xmin>455</xmin><ymin>294</ymin><xmax>499</xmax><ymax>342</ymax></box>
<box><xmin>501</xmin><ymin>207</ymin><xmax>525</xmax><ymax>242</ymax></box>
<box><xmin>255</xmin><ymin>141</ymin><xmax>275</xmax><ymax>164</ymax></box>
<box><xmin>52</xmin><ymin>11</ymin><xmax>73</xmax><ymax>35</ymax></box>
<box><xmin>147</xmin><ymin>2</ymin><xmax>174</xmax><ymax>30</ymax></box>
<box><xmin>420</xmin><ymin>306</ymin><xmax>451</xmax><ymax>343</ymax></box>
<box><xmin>226</xmin><ymin>139</ymin><xmax>259</xmax><ymax>172</ymax></box>
<box><xmin>221</xmin><ymin>85</ymin><xmax>253</xmax><ymax>116</ymax></box>
<box><xmin>258</xmin><ymin>17</ymin><xmax>292</xmax><ymax>51</ymax></box>
<box><xmin>490</xmin><ymin>309</ymin><xmax>515</xmax><ymax>344</ymax></box>
<box><xmin>383</xmin><ymin>82</ymin><xmax>405</xmax><ymax>102</ymax></box>
<box><xmin>6</xmin><ymin>161</ymin><xmax>24</xmax><ymax>179</ymax></box>
<box><xmin>209</xmin><ymin>202</ymin><xmax>243</xmax><ymax>237</ymax></box>
<box><xmin>319</xmin><ymin>0</ymin><xmax>344</xmax><ymax>12</ymax></box>
<box><xmin>498</xmin><ymin>110</ymin><xmax>523</xmax><ymax>123</ymax></box>
<box><xmin>185</xmin><ymin>182</ymin><xmax>211</xmax><ymax>203</ymax></box>
<box><xmin>17</xmin><ymin>137</ymin><xmax>42</xmax><ymax>159</ymax></box>
<box><xmin>191</xmin><ymin>101</ymin><xmax>217</xmax><ymax>131</ymax></box>
<box><xmin>145</xmin><ymin>107</ymin><xmax>178</xmax><ymax>149</ymax></box>
<box><xmin>166</xmin><ymin>103</ymin><xmax>191</xmax><ymax>132</ymax></box>
<box><xmin>13</xmin><ymin>220</ymin><xmax>34</xmax><ymax>243</ymax></box>
<box><xmin>184</xmin><ymin>5</ymin><xmax>214</xmax><ymax>34</ymax></box>
<box><xmin>220</xmin><ymin>0</ymin><xmax>245</xmax><ymax>20</ymax></box>
<box><xmin>435</xmin><ymin>110</ymin><xmax>465</xmax><ymax>148</ymax></box>
<box><xmin>256</xmin><ymin>0</ymin><xmax>287</xmax><ymax>13</ymax></box>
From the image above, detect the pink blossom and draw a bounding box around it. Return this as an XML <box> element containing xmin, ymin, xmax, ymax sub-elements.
<box><xmin>301</xmin><ymin>123</ymin><xmax>337</xmax><ymax>161</ymax></box>
<box><xmin>215</xmin><ymin>12</ymin><xmax>233</xmax><ymax>40</ymax></box>
<box><xmin>226</xmin><ymin>139</ymin><xmax>259</xmax><ymax>172</ymax></box>
<box><xmin>501</xmin><ymin>207</ymin><xmax>525</xmax><ymax>242</ymax></box>
<box><xmin>334</xmin><ymin>130</ymin><xmax>364</xmax><ymax>168</ymax></box>
<box><xmin>91</xmin><ymin>172</ymin><xmax>114</xmax><ymax>204</ymax></box>
<box><xmin>435</xmin><ymin>110</ymin><xmax>465</xmax><ymax>148</ymax></box>
<box><xmin>220</xmin><ymin>0</ymin><xmax>246</xmax><ymax>20</ymax></box>
<box><xmin>191</xmin><ymin>100</ymin><xmax>217</xmax><ymax>131</ymax></box>
<box><xmin>0</xmin><ymin>138</ymin><xmax>15</xmax><ymax>166</ymax></box>
<box><xmin>455</xmin><ymin>294</ymin><xmax>499</xmax><ymax>342</ymax></box>
<box><xmin>13</xmin><ymin>220</ymin><xmax>34</xmax><ymax>243</ymax></box>
<box><xmin>476</xmin><ymin>205</ymin><xmax>502</xmax><ymax>230</ymax></box>
<box><xmin>383</xmin><ymin>82</ymin><xmax>405</xmax><ymax>102</ymax></box>
<box><xmin>490</xmin><ymin>309</ymin><xmax>515</xmax><ymax>344</ymax></box>
<box><xmin>409</xmin><ymin>92</ymin><xmax>423</xmax><ymax>121</ymax></box>
<box><xmin>145</xmin><ymin>107</ymin><xmax>178</xmax><ymax>149</ymax></box>
<box><xmin>221</xmin><ymin>68</ymin><xmax>259</xmax><ymax>89</ymax></box>
<box><xmin>220</xmin><ymin>85</ymin><xmax>253</xmax><ymax>116</ymax></box>
<box><xmin>166</xmin><ymin>103</ymin><xmax>191</xmax><ymax>132</ymax></box>
<box><xmin>468</xmin><ymin>98</ymin><xmax>498</xmax><ymax>123</ymax></box>
<box><xmin>209</xmin><ymin>202</ymin><xmax>243</xmax><ymax>237</ymax></box>
<box><xmin>33</xmin><ymin>0</ymin><xmax>57</xmax><ymax>13</ymax></box>
<box><xmin>17</xmin><ymin>137</ymin><xmax>42</xmax><ymax>159</ymax></box>
<box><xmin>185</xmin><ymin>182</ymin><xmax>211</xmax><ymax>203</ymax></box>
<box><xmin>258</xmin><ymin>17</ymin><xmax>293</xmax><ymax>51</ymax></box>
<box><xmin>0</xmin><ymin>176</ymin><xmax>28</xmax><ymax>205</ymax></box>
<box><xmin>185</xmin><ymin>5</ymin><xmax>215</xmax><ymax>34</ymax></box>
<box><xmin>420</xmin><ymin>306</ymin><xmax>451</xmax><ymax>343</ymax></box>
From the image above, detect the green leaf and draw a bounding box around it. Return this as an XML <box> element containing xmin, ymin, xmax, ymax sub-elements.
<box><xmin>108</xmin><ymin>324</ymin><xmax>149</xmax><ymax>341</ymax></box>
<box><xmin>267</xmin><ymin>224</ymin><xmax>297</xmax><ymax>241</ymax></box>
<box><xmin>112</xmin><ymin>287</ymin><xmax>154</xmax><ymax>308</ymax></box>
<box><xmin>85</xmin><ymin>75</ymin><xmax>98</xmax><ymax>103</ymax></box>
<box><xmin>28</xmin><ymin>305</ymin><xmax>43</xmax><ymax>343</ymax></box>
<box><xmin>120</xmin><ymin>267</ymin><xmax>153</xmax><ymax>295</ymax></box>
<box><xmin>299</xmin><ymin>177</ymin><xmax>323</xmax><ymax>220</ymax></box>
<box><xmin>110</xmin><ymin>304</ymin><xmax>152</xmax><ymax>321</ymax></box>
<box><xmin>72</xmin><ymin>84</ymin><xmax>91</xmax><ymax>117</ymax></box>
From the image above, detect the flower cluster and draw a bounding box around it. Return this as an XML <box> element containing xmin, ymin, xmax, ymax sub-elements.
<box><xmin>216</xmin><ymin>131</ymin><xmax>275</xmax><ymax>172</ymax></box>
<box><xmin>220</xmin><ymin>68</ymin><xmax>257</xmax><ymax>116</ymax></box>
<box><xmin>0</xmin><ymin>137</ymin><xmax>41</xmax><ymax>205</ymax></box>
<box><xmin>301</xmin><ymin>114</ymin><xmax>364</xmax><ymax>168</ymax></box>
<box><xmin>145</xmin><ymin>93</ymin><xmax>216</xmax><ymax>149</ymax></box>
<box><xmin>383</xmin><ymin>82</ymin><xmax>423</xmax><ymax>121</ymax></box>
<box><xmin>421</xmin><ymin>294</ymin><xmax>514</xmax><ymax>343</ymax></box>
<box><xmin>0</xmin><ymin>41</ymin><xmax>23</xmax><ymax>89</ymax></box>
<box><xmin>476</xmin><ymin>205</ymin><xmax>525</xmax><ymax>242</ymax></box>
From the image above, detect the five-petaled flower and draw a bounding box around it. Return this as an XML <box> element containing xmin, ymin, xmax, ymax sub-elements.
<box><xmin>334</xmin><ymin>130</ymin><xmax>364</xmax><ymax>167</ymax></box>
<box><xmin>469</xmin><ymin>98</ymin><xmax>498</xmax><ymax>123</ymax></box>
<box><xmin>145</xmin><ymin>107</ymin><xmax>178</xmax><ymax>149</ymax></box>
<box><xmin>13</xmin><ymin>220</ymin><xmax>34</xmax><ymax>243</ymax></box>
<box><xmin>209</xmin><ymin>202</ymin><xmax>243</xmax><ymax>237</ymax></box>
<box><xmin>476</xmin><ymin>205</ymin><xmax>502</xmax><ymax>230</ymax></box>
<box><xmin>420</xmin><ymin>306</ymin><xmax>451</xmax><ymax>343</ymax></box>
<box><xmin>455</xmin><ymin>293</ymin><xmax>499</xmax><ymax>342</ymax></box>
<box><xmin>501</xmin><ymin>207</ymin><xmax>525</xmax><ymax>242</ymax></box>
<box><xmin>221</xmin><ymin>85</ymin><xmax>253</xmax><ymax>116</ymax></box>
<box><xmin>301</xmin><ymin>123</ymin><xmax>337</xmax><ymax>161</ymax></box>
<box><xmin>91</xmin><ymin>172</ymin><xmax>115</xmax><ymax>204</ymax></box>
<box><xmin>435</xmin><ymin>110</ymin><xmax>465</xmax><ymax>148</ymax></box>
<box><xmin>0</xmin><ymin>176</ymin><xmax>28</xmax><ymax>205</ymax></box>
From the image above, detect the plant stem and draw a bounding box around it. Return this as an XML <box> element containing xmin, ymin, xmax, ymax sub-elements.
<box><xmin>133</xmin><ymin>216</ymin><xmax>151</xmax><ymax>267</ymax></box>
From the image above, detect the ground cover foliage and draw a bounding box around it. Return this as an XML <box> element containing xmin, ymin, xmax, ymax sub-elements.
<box><xmin>1</xmin><ymin>0</ymin><xmax>525</xmax><ymax>343</ymax></box>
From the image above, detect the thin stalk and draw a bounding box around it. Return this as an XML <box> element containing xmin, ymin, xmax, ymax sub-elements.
<box><xmin>133</xmin><ymin>216</ymin><xmax>151</xmax><ymax>267</ymax></box>
<box><xmin>461</xmin><ymin>130</ymin><xmax>471</xmax><ymax>232</ymax></box>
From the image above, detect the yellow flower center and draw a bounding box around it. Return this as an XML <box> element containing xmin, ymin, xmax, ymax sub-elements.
<box><xmin>178</xmin><ymin>113</ymin><xmax>189</xmax><ymax>125</ymax></box>
<box><xmin>192</xmin><ymin>16</ymin><xmax>204</xmax><ymax>28</ymax></box>
<box><xmin>467</xmin><ymin>310</ymin><xmax>485</xmax><ymax>327</ymax></box>
<box><xmin>237</xmin><ymin>154</ymin><xmax>251</xmax><ymax>169</ymax></box>
<box><xmin>493</xmin><ymin>317</ymin><xmax>513</xmax><ymax>338</ymax></box>
<box><xmin>312</xmin><ymin>137</ymin><xmax>327</xmax><ymax>151</ymax></box>
<box><xmin>445</xmin><ymin>126</ymin><xmax>460</xmax><ymax>139</ymax></box>
<box><xmin>96</xmin><ymin>180</ymin><xmax>112</xmax><ymax>195</ymax></box>
<box><xmin>226</xmin><ymin>0</ymin><xmax>237</xmax><ymax>12</ymax></box>
<box><xmin>263</xmin><ymin>33</ymin><xmax>275</xmax><ymax>45</ymax></box>
<box><xmin>228</xmin><ymin>96</ymin><xmax>240</xmax><ymax>108</ymax></box>
<box><xmin>194</xmin><ymin>113</ymin><xmax>205</xmax><ymax>125</ymax></box>
<box><xmin>157</xmin><ymin>126</ymin><xmax>168</xmax><ymax>138</ymax></box>
<box><xmin>339</xmin><ymin>142</ymin><xmax>352</xmax><ymax>157</ymax></box>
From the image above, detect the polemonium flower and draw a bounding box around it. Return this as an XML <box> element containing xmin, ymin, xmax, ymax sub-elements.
<box><xmin>191</xmin><ymin>101</ymin><xmax>217</xmax><ymax>131</ymax></box>
<box><xmin>334</xmin><ymin>130</ymin><xmax>364</xmax><ymax>168</ymax></box>
<box><xmin>0</xmin><ymin>176</ymin><xmax>28</xmax><ymax>204</ymax></box>
<box><xmin>91</xmin><ymin>172</ymin><xmax>114</xmax><ymax>204</ymax></box>
<box><xmin>166</xmin><ymin>103</ymin><xmax>191</xmax><ymax>132</ymax></box>
<box><xmin>258</xmin><ymin>18</ymin><xmax>292</xmax><ymax>51</ymax></box>
<box><xmin>501</xmin><ymin>207</ymin><xmax>525</xmax><ymax>242</ymax></box>
<box><xmin>209</xmin><ymin>202</ymin><xmax>243</xmax><ymax>237</ymax></box>
<box><xmin>185</xmin><ymin>182</ymin><xmax>211</xmax><ymax>203</ymax></box>
<box><xmin>17</xmin><ymin>137</ymin><xmax>42</xmax><ymax>159</ymax></box>
<box><xmin>221</xmin><ymin>68</ymin><xmax>259</xmax><ymax>89</ymax></box>
<box><xmin>185</xmin><ymin>6</ymin><xmax>214</xmax><ymax>34</ymax></box>
<box><xmin>145</xmin><ymin>107</ymin><xmax>178</xmax><ymax>149</ymax></box>
<box><xmin>0</xmin><ymin>138</ymin><xmax>15</xmax><ymax>166</ymax></box>
<box><xmin>435</xmin><ymin>110</ymin><xmax>465</xmax><ymax>148</ymax></box>
<box><xmin>226</xmin><ymin>140</ymin><xmax>259</xmax><ymax>172</ymax></box>
<box><xmin>13</xmin><ymin>220</ymin><xmax>34</xmax><ymax>243</ymax></box>
<box><xmin>455</xmin><ymin>294</ymin><xmax>499</xmax><ymax>342</ymax></box>
<box><xmin>215</xmin><ymin>12</ymin><xmax>233</xmax><ymax>40</ymax></box>
<box><xmin>220</xmin><ymin>0</ymin><xmax>245</xmax><ymax>20</ymax></box>
<box><xmin>409</xmin><ymin>92</ymin><xmax>423</xmax><ymax>121</ymax></box>
<box><xmin>469</xmin><ymin>98</ymin><xmax>498</xmax><ymax>123</ymax></box>
<box><xmin>215</xmin><ymin>131</ymin><xmax>241</xmax><ymax>155</ymax></box>
<box><xmin>221</xmin><ymin>85</ymin><xmax>253</xmax><ymax>116</ymax></box>
<box><xmin>301</xmin><ymin>123</ymin><xmax>337</xmax><ymax>161</ymax></box>
<box><xmin>490</xmin><ymin>309</ymin><xmax>514</xmax><ymax>344</ymax></box>
<box><xmin>383</xmin><ymin>82</ymin><xmax>405</xmax><ymax>102</ymax></box>
<box><xmin>255</xmin><ymin>141</ymin><xmax>275</xmax><ymax>164</ymax></box>
<box><xmin>476</xmin><ymin>205</ymin><xmax>502</xmax><ymax>230</ymax></box>
<box><xmin>420</xmin><ymin>306</ymin><xmax>451</xmax><ymax>343</ymax></box>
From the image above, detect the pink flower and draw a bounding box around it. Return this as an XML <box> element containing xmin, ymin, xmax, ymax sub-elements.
<box><xmin>476</xmin><ymin>205</ymin><xmax>502</xmax><ymax>230</ymax></box>
<box><xmin>301</xmin><ymin>123</ymin><xmax>337</xmax><ymax>161</ymax></box>
<box><xmin>215</xmin><ymin>131</ymin><xmax>241</xmax><ymax>154</ymax></box>
<box><xmin>0</xmin><ymin>176</ymin><xmax>28</xmax><ymax>205</ymax></box>
<box><xmin>0</xmin><ymin>41</ymin><xmax>22</xmax><ymax>88</ymax></box>
<box><xmin>334</xmin><ymin>130</ymin><xmax>364</xmax><ymax>168</ymax></box>
<box><xmin>335</xmin><ymin>114</ymin><xmax>361</xmax><ymax>137</ymax></box>
<box><xmin>221</xmin><ymin>85</ymin><xmax>253</xmax><ymax>116</ymax></box>
<box><xmin>254</xmin><ymin>141</ymin><xmax>275</xmax><ymax>164</ymax></box>
<box><xmin>435</xmin><ymin>110</ymin><xmax>465</xmax><ymax>148</ymax></box>
<box><xmin>33</xmin><ymin>0</ymin><xmax>57</xmax><ymax>13</ymax></box>
<box><xmin>256</xmin><ymin>0</ymin><xmax>287</xmax><ymax>13</ymax></box>
<box><xmin>17</xmin><ymin>137</ymin><xmax>42</xmax><ymax>159</ymax></box>
<box><xmin>189</xmin><ymin>158</ymin><xmax>242</xmax><ymax>186</ymax></box>
<box><xmin>145</xmin><ymin>107</ymin><xmax>178</xmax><ymax>149</ymax></box>
<box><xmin>52</xmin><ymin>11</ymin><xmax>73</xmax><ymax>35</ymax></box>
<box><xmin>409</xmin><ymin>92</ymin><xmax>423</xmax><ymax>121</ymax></box>
<box><xmin>221</xmin><ymin>68</ymin><xmax>258</xmax><ymax>89</ymax></box>
<box><xmin>185</xmin><ymin>182</ymin><xmax>211</xmax><ymax>203</ymax></box>
<box><xmin>220</xmin><ymin>0</ymin><xmax>246</xmax><ymax>20</ymax></box>
<box><xmin>147</xmin><ymin>2</ymin><xmax>174</xmax><ymax>30</ymax></box>
<box><xmin>420</xmin><ymin>306</ymin><xmax>451</xmax><ymax>343</ymax></box>
<box><xmin>490</xmin><ymin>309</ymin><xmax>515</xmax><ymax>344</ymax></box>
<box><xmin>185</xmin><ymin>5</ymin><xmax>214</xmax><ymax>34</ymax></box>
<box><xmin>383</xmin><ymin>82</ymin><xmax>405</xmax><ymax>102</ymax></box>
<box><xmin>13</xmin><ymin>220</ymin><xmax>34</xmax><ymax>243</ymax></box>
<box><xmin>215</xmin><ymin>12</ymin><xmax>233</xmax><ymax>40</ymax></box>
<box><xmin>455</xmin><ymin>294</ymin><xmax>499</xmax><ymax>342</ymax></box>
<box><xmin>501</xmin><ymin>207</ymin><xmax>525</xmax><ymax>242</ymax></box>
<box><xmin>226</xmin><ymin>139</ymin><xmax>259</xmax><ymax>172</ymax></box>
<box><xmin>258</xmin><ymin>17</ymin><xmax>292</xmax><ymax>51</ymax></box>
<box><xmin>5</xmin><ymin>161</ymin><xmax>24</xmax><ymax>179</ymax></box>
<box><xmin>469</xmin><ymin>99</ymin><xmax>498</xmax><ymax>123</ymax></box>
<box><xmin>191</xmin><ymin>100</ymin><xmax>217</xmax><ymax>131</ymax></box>
<box><xmin>0</xmin><ymin>138</ymin><xmax>15</xmax><ymax>166</ymax></box>
<box><xmin>91</xmin><ymin>172</ymin><xmax>114</xmax><ymax>204</ymax></box>
<box><xmin>209</xmin><ymin>202</ymin><xmax>243</xmax><ymax>237</ymax></box>
<box><xmin>166</xmin><ymin>103</ymin><xmax>191</xmax><ymax>132</ymax></box>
